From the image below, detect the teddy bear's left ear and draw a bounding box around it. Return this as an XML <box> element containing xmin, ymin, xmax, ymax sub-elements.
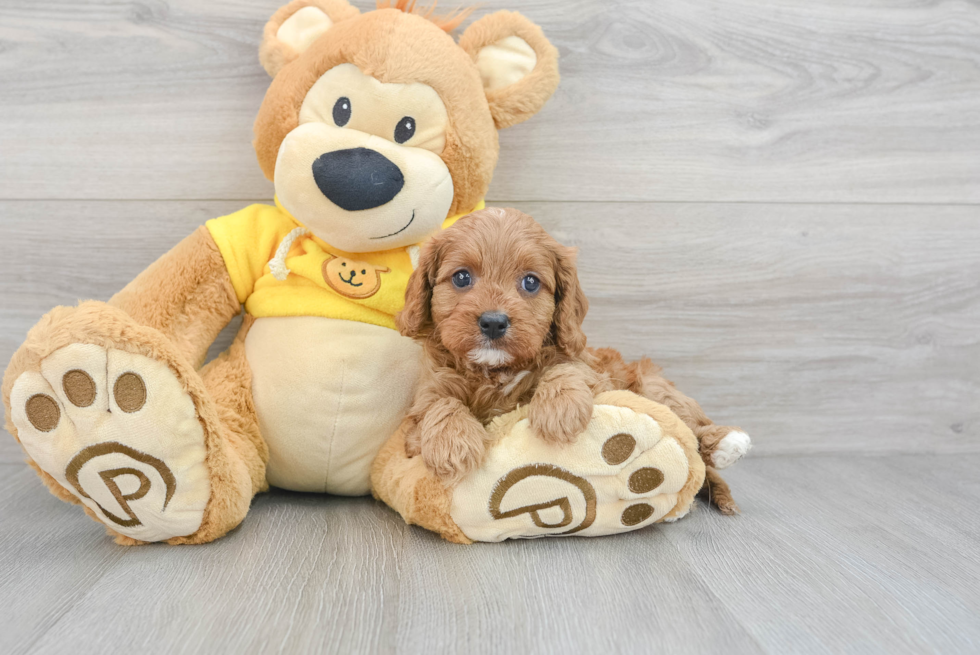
<box><xmin>259</xmin><ymin>0</ymin><xmax>361</xmax><ymax>77</ymax></box>
<box><xmin>459</xmin><ymin>11</ymin><xmax>560</xmax><ymax>130</ymax></box>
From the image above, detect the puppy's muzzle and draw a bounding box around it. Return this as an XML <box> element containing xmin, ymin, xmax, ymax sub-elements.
<box><xmin>479</xmin><ymin>312</ymin><xmax>509</xmax><ymax>341</ymax></box>
<box><xmin>312</xmin><ymin>147</ymin><xmax>405</xmax><ymax>211</ymax></box>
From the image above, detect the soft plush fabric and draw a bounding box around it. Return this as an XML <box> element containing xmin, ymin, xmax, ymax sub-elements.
<box><xmin>245</xmin><ymin>316</ymin><xmax>423</xmax><ymax>495</ymax></box>
<box><xmin>3</xmin><ymin>301</ymin><xmax>257</xmax><ymax>545</ymax></box>
<box><xmin>11</xmin><ymin>344</ymin><xmax>213</xmax><ymax>542</ymax></box>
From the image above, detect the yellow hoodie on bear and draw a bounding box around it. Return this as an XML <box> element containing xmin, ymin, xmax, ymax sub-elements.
<box><xmin>206</xmin><ymin>198</ymin><xmax>483</xmax><ymax>330</ymax></box>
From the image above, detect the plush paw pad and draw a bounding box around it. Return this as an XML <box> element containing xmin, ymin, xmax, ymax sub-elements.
<box><xmin>711</xmin><ymin>430</ymin><xmax>752</xmax><ymax>470</ymax></box>
<box><xmin>10</xmin><ymin>344</ymin><xmax>210</xmax><ymax>542</ymax></box>
<box><xmin>450</xmin><ymin>403</ymin><xmax>696</xmax><ymax>541</ymax></box>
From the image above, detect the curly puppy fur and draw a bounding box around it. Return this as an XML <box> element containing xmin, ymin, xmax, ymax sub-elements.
<box><xmin>398</xmin><ymin>207</ymin><xmax>741</xmax><ymax>512</ymax></box>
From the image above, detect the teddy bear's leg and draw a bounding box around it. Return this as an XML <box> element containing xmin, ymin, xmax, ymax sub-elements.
<box><xmin>196</xmin><ymin>315</ymin><xmax>269</xmax><ymax>505</ymax></box>
<box><xmin>372</xmin><ymin>391</ymin><xmax>706</xmax><ymax>543</ymax></box>
<box><xmin>3</xmin><ymin>229</ymin><xmax>261</xmax><ymax>544</ymax></box>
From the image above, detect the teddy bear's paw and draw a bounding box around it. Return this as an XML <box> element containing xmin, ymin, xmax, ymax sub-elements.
<box><xmin>449</xmin><ymin>400</ymin><xmax>697</xmax><ymax>542</ymax></box>
<box><xmin>10</xmin><ymin>344</ymin><xmax>210</xmax><ymax>542</ymax></box>
<box><xmin>711</xmin><ymin>431</ymin><xmax>752</xmax><ymax>470</ymax></box>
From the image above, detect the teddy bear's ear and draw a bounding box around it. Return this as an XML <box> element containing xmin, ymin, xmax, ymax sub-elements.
<box><xmin>259</xmin><ymin>0</ymin><xmax>361</xmax><ymax>77</ymax></box>
<box><xmin>459</xmin><ymin>11</ymin><xmax>560</xmax><ymax>130</ymax></box>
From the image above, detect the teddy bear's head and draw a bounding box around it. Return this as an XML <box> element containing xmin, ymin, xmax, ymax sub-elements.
<box><xmin>253</xmin><ymin>0</ymin><xmax>560</xmax><ymax>253</ymax></box>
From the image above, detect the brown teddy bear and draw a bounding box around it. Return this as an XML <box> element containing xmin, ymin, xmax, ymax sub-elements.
<box><xmin>2</xmin><ymin>0</ymin><xmax>713</xmax><ymax>545</ymax></box>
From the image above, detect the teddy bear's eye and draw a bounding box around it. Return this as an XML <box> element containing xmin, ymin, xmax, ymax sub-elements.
<box><xmin>452</xmin><ymin>270</ymin><xmax>472</xmax><ymax>289</ymax></box>
<box><xmin>521</xmin><ymin>275</ymin><xmax>540</xmax><ymax>293</ymax></box>
<box><xmin>394</xmin><ymin>116</ymin><xmax>416</xmax><ymax>144</ymax></box>
<box><xmin>333</xmin><ymin>97</ymin><xmax>351</xmax><ymax>127</ymax></box>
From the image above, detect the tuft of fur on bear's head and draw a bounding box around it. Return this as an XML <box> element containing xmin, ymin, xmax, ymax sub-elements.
<box><xmin>374</xmin><ymin>0</ymin><xmax>473</xmax><ymax>32</ymax></box>
<box><xmin>252</xmin><ymin>0</ymin><xmax>559</xmax><ymax>254</ymax></box>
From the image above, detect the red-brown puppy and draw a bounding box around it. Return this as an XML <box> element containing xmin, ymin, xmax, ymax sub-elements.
<box><xmin>397</xmin><ymin>207</ymin><xmax>750</xmax><ymax>513</ymax></box>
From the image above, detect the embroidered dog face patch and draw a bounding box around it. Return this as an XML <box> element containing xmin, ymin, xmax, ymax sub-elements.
<box><xmin>322</xmin><ymin>255</ymin><xmax>389</xmax><ymax>299</ymax></box>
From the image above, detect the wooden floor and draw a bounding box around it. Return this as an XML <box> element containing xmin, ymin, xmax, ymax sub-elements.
<box><xmin>1</xmin><ymin>1</ymin><xmax>978</xmax><ymax>653</ymax></box>
<box><xmin>3</xmin><ymin>455</ymin><xmax>980</xmax><ymax>654</ymax></box>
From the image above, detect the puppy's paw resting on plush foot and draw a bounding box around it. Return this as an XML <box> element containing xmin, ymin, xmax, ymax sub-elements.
<box><xmin>527</xmin><ymin>374</ymin><xmax>593</xmax><ymax>445</ymax></box>
<box><xmin>417</xmin><ymin>398</ymin><xmax>489</xmax><ymax>486</ymax></box>
<box><xmin>9</xmin><ymin>344</ymin><xmax>212</xmax><ymax>542</ymax></box>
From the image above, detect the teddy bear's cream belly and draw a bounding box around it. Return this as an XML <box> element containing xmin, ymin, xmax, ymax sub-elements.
<box><xmin>244</xmin><ymin>316</ymin><xmax>421</xmax><ymax>495</ymax></box>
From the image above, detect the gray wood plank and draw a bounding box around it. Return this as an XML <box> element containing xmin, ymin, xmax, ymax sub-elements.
<box><xmin>1</xmin><ymin>0</ymin><xmax>978</xmax><ymax>203</ymax></box>
<box><xmin>2</xmin><ymin>200</ymin><xmax>977</xmax><ymax>463</ymax></box>
<box><xmin>392</xmin><ymin>526</ymin><xmax>762</xmax><ymax>655</ymax></box>
<box><xmin>17</xmin><ymin>490</ymin><xmax>405</xmax><ymax>655</ymax></box>
<box><xmin>3</xmin><ymin>455</ymin><xmax>979</xmax><ymax>654</ymax></box>
<box><xmin>0</xmin><ymin>466</ymin><xmax>129</xmax><ymax>654</ymax></box>
<box><xmin>664</xmin><ymin>455</ymin><xmax>980</xmax><ymax>654</ymax></box>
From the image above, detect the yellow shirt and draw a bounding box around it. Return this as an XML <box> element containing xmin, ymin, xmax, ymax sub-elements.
<box><xmin>206</xmin><ymin>198</ymin><xmax>484</xmax><ymax>330</ymax></box>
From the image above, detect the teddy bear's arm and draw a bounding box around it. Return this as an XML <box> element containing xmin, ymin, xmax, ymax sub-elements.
<box><xmin>107</xmin><ymin>226</ymin><xmax>241</xmax><ymax>369</ymax></box>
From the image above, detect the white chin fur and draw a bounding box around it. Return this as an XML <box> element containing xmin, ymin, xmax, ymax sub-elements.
<box><xmin>468</xmin><ymin>347</ymin><xmax>513</xmax><ymax>367</ymax></box>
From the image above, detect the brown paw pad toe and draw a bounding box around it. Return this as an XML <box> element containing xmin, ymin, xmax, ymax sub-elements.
<box><xmin>25</xmin><ymin>394</ymin><xmax>60</xmax><ymax>432</ymax></box>
<box><xmin>621</xmin><ymin>503</ymin><xmax>655</xmax><ymax>526</ymax></box>
<box><xmin>628</xmin><ymin>467</ymin><xmax>664</xmax><ymax>494</ymax></box>
<box><xmin>63</xmin><ymin>369</ymin><xmax>96</xmax><ymax>407</ymax></box>
<box><xmin>113</xmin><ymin>372</ymin><xmax>146</xmax><ymax>413</ymax></box>
<box><xmin>601</xmin><ymin>432</ymin><xmax>636</xmax><ymax>465</ymax></box>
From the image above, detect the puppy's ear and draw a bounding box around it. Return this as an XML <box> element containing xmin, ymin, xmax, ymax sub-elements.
<box><xmin>259</xmin><ymin>0</ymin><xmax>360</xmax><ymax>77</ymax></box>
<box><xmin>551</xmin><ymin>245</ymin><xmax>589</xmax><ymax>356</ymax></box>
<box><xmin>397</xmin><ymin>236</ymin><xmax>443</xmax><ymax>338</ymax></box>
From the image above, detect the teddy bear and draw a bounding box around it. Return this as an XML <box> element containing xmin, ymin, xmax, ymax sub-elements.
<box><xmin>2</xmin><ymin>0</ymin><xmax>714</xmax><ymax>545</ymax></box>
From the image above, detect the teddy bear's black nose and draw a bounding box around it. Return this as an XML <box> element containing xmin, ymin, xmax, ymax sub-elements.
<box><xmin>479</xmin><ymin>312</ymin><xmax>510</xmax><ymax>341</ymax></box>
<box><xmin>312</xmin><ymin>148</ymin><xmax>404</xmax><ymax>211</ymax></box>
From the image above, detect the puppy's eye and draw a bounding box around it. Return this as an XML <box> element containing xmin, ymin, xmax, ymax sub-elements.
<box><xmin>333</xmin><ymin>97</ymin><xmax>351</xmax><ymax>127</ymax></box>
<box><xmin>452</xmin><ymin>270</ymin><xmax>472</xmax><ymax>289</ymax></box>
<box><xmin>521</xmin><ymin>275</ymin><xmax>541</xmax><ymax>293</ymax></box>
<box><xmin>394</xmin><ymin>116</ymin><xmax>416</xmax><ymax>144</ymax></box>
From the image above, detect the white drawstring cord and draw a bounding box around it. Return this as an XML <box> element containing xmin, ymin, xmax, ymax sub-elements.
<box><xmin>268</xmin><ymin>227</ymin><xmax>311</xmax><ymax>281</ymax></box>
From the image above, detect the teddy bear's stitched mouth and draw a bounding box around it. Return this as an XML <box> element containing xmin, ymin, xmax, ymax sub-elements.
<box><xmin>370</xmin><ymin>209</ymin><xmax>415</xmax><ymax>240</ymax></box>
<box><xmin>338</xmin><ymin>272</ymin><xmax>363</xmax><ymax>287</ymax></box>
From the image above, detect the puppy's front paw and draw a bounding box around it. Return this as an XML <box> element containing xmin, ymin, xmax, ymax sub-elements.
<box><xmin>418</xmin><ymin>403</ymin><xmax>488</xmax><ymax>486</ymax></box>
<box><xmin>421</xmin><ymin>428</ymin><xmax>486</xmax><ymax>486</ymax></box>
<box><xmin>528</xmin><ymin>383</ymin><xmax>593</xmax><ymax>445</ymax></box>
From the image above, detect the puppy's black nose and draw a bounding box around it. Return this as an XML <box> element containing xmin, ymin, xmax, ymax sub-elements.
<box><xmin>312</xmin><ymin>147</ymin><xmax>404</xmax><ymax>211</ymax></box>
<box><xmin>478</xmin><ymin>312</ymin><xmax>509</xmax><ymax>340</ymax></box>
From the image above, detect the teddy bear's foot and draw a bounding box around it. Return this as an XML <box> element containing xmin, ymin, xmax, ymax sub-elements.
<box><xmin>373</xmin><ymin>391</ymin><xmax>706</xmax><ymax>543</ymax></box>
<box><xmin>9</xmin><ymin>344</ymin><xmax>211</xmax><ymax>543</ymax></box>
<box><xmin>449</xmin><ymin>391</ymin><xmax>704</xmax><ymax>541</ymax></box>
